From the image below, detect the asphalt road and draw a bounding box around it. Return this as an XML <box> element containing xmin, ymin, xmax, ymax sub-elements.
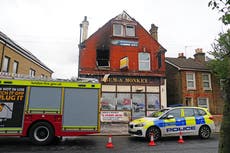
<box><xmin>0</xmin><ymin>134</ymin><xmax>219</xmax><ymax>153</ymax></box>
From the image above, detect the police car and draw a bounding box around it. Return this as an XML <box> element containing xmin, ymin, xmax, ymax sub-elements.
<box><xmin>128</xmin><ymin>106</ymin><xmax>215</xmax><ymax>141</ymax></box>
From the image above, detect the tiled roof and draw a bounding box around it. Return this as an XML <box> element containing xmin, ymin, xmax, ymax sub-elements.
<box><xmin>0</xmin><ymin>31</ymin><xmax>53</xmax><ymax>73</ymax></box>
<box><xmin>166</xmin><ymin>57</ymin><xmax>210</xmax><ymax>71</ymax></box>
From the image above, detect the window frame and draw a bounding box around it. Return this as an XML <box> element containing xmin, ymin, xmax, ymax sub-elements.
<box><xmin>138</xmin><ymin>52</ymin><xmax>151</xmax><ymax>71</ymax></box>
<box><xmin>113</xmin><ymin>23</ymin><xmax>136</xmax><ymax>37</ymax></box>
<box><xmin>2</xmin><ymin>56</ymin><xmax>10</xmax><ymax>72</ymax></box>
<box><xmin>13</xmin><ymin>60</ymin><xmax>19</xmax><ymax>74</ymax></box>
<box><xmin>197</xmin><ymin>97</ymin><xmax>209</xmax><ymax>110</ymax></box>
<box><xmin>125</xmin><ymin>25</ymin><xmax>135</xmax><ymax>37</ymax></box>
<box><xmin>186</xmin><ymin>72</ymin><xmax>196</xmax><ymax>90</ymax></box>
<box><xmin>202</xmin><ymin>73</ymin><xmax>212</xmax><ymax>90</ymax></box>
<box><xmin>113</xmin><ymin>24</ymin><xmax>124</xmax><ymax>36</ymax></box>
<box><xmin>29</xmin><ymin>68</ymin><xmax>36</xmax><ymax>77</ymax></box>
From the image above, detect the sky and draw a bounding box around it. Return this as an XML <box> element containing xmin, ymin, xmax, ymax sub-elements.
<box><xmin>0</xmin><ymin>0</ymin><xmax>228</xmax><ymax>79</ymax></box>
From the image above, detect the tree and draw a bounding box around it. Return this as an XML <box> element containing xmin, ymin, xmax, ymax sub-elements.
<box><xmin>208</xmin><ymin>0</ymin><xmax>230</xmax><ymax>153</ymax></box>
<box><xmin>208</xmin><ymin>0</ymin><xmax>230</xmax><ymax>24</ymax></box>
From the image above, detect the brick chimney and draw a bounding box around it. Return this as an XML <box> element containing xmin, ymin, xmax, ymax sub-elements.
<box><xmin>149</xmin><ymin>24</ymin><xmax>158</xmax><ymax>41</ymax></box>
<box><xmin>81</xmin><ymin>16</ymin><xmax>89</xmax><ymax>42</ymax></box>
<box><xmin>194</xmin><ymin>48</ymin><xmax>205</xmax><ymax>63</ymax></box>
<box><xmin>178</xmin><ymin>53</ymin><xmax>186</xmax><ymax>59</ymax></box>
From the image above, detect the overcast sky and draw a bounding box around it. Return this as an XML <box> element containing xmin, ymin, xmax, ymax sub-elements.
<box><xmin>0</xmin><ymin>0</ymin><xmax>227</xmax><ymax>78</ymax></box>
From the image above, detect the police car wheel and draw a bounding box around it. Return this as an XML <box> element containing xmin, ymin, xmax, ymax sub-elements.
<box><xmin>199</xmin><ymin>125</ymin><xmax>211</xmax><ymax>139</ymax></box>
<box><xmin>29</xmin><ymin>122</ymin><xmax>55</xmax><ymax>145</ymax></box>
<box><xmin>146</xmin><ymin>126</ymin><xmax>161</xmax><ymax>141</ymax></box>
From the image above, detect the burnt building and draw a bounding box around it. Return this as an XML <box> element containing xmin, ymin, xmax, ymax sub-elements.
<box><xmin>79</xmin><ymin>11</ymin><xmax>167</xmax><ymax>121</ymax></box>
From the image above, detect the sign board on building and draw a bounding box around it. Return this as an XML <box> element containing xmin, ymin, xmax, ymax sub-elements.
<box><xmin>111</xmin><ymin>40</ymin><xmax>138</xmax><ymax>46</ymax></box>
<box><xmin>101</xmin><ymin>111</ymin><xmax>131</xmax><ymax>122</ymax></box>
<box><xmin>120</xmin><ymin>57</ymin><xmax>129</xmax><ymax>70</ymax></box>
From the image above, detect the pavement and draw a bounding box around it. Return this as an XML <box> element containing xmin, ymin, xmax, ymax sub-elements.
<box><xmin>99</xmin><ymin>123</ymin><xmax>129</xmax><ymax>135</ymax></box>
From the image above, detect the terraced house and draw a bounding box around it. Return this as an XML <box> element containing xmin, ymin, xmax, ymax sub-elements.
<box><xmin>0</xmin><ymin>31</ymin><xmax>53</xmax><ymax>78</ymax></box>
<box><xmin>166</xmin><ymin>49</ymin><xmax>224</xmax><ymax>114</ymax></box>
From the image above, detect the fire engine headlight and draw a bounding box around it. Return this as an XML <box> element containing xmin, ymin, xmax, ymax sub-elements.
<box><xmin>135</xmin><ymin>123</ymin><xmax>146</xmax><ymax>127</ymax></box>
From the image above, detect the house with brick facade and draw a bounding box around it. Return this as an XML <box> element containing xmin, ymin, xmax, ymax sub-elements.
<box><xmin>0</xmin><ymin>31</ymin><xmax>53</xmax><ymax>78</ymax></box>
<box><xmin>166</xmin><ymin>49</ymin><xmax>224</xmax><ymax>114</ymax></box>
<box><xmin>79</xmin><ymin>11</ymin><xmax>167</xmax><ymax>121</ymax></box>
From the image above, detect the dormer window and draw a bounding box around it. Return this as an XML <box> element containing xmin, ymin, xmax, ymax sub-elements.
<box><xmin>126</xmin><ymin>25</ymin><xmax>135</xmax><ymax>36</ymax></box>
<box><xmin>113</xmin><ymin>23</ymin><xmax>135</xmax><ymax>37</ymax></box>
<box><xmin>113</xmin><ymin>24</ymin><xmax>124</xmax><ymax>36</ymax></box>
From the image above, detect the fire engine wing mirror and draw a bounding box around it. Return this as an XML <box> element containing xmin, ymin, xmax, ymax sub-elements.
<box><xmin>166</xmin><ymin>115</ymin><xmax>174</xmax><ymax>119</ymax></box>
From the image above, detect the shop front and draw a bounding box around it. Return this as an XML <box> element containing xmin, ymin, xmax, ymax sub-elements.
<box><xmin>100</xmin><ymin>75</ymin><xmax>166</xmax><ymax>123</ymax></box>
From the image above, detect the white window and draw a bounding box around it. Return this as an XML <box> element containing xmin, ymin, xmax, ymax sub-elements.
<box><xmin>113</xmin><ymin>24</ymin><xmax>124</xmax><ymax>36</ymax></box>
<box><xmin>113</xmin><ymin>24</ymin><xmax>136</xmax><ymax>37</ymax></box>
<box><xmin>126</xmin><ymin>25</ymin><xmax>135</xmax><ymax>37</ymax></box>
<box><xmin>202</xmin><ymin>73</ymin><xmax>212</xmax><ymax>90</ymax></box>
<box><xmin>198</xmin><ymin>98</ymin><xmax>209</xmax><ymax>110</ymax></box>
<box><xmin>2</xmin><ymin>56</ymin><xmax>10</xmax><ymax>72</ymax></box>
<box><xmin>138</xmin><ymin>52</ymin><xmax>150</xmax><ymax>71</ymax></box>
<box><xmin>29</xmin><ymin>68</ymin><xmax>36</xmax><ymax>77</ymax></box>
<box><xmin>186</xmin><ymin>73</ymin><xmax>196</xmax><ymax>90</ymax></box>
<box><xmin>13</xmin><ymin>61</ymin><xmax>19</xmax><ymax>74</ymax></box>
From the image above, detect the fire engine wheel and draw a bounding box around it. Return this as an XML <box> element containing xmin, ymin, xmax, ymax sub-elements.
<box><xmin>199</xmin><ymin>125</ymin><xmax>211</xmax><ymax>139</ymax></box>
<box><xmin>29</xmin><ymin>122</ymin><xmax>54</xmax><ymax>145</ymax></box>
<box><xmin>146</xmin><ymin>126</ymin><xmax>161</xmax><ymax>141</ymax></box>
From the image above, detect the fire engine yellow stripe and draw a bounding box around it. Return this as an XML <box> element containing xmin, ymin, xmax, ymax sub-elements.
<box><xmin>25</xmin><ymin>86</ymin><xmax>30</xmax><ymax>112</ymax></box>
<box><xmin>60</xmin><ymin>87</ymin><xmax>65</xmax><ymax>115</ymax></box>
<box><xmin>0</xmin><ymin>128</ymin><xmax>22</xmax><ymax>131</ymax></box>
<box><xmin>97</xmin><ymin>90</ymin><xmax>101</xmax><ymax>132</ymax></box>
<box><xmin>0</xmin><ymin>79</ymin><xmax>101</xmax><ymax>89</ymax></box>
<box><xmin>28</xmin><ymin>108</ymin><xmax>60</xmax><ymax>114</ymax></box>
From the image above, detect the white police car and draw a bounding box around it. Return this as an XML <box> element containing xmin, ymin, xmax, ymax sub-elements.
<box><xmin>128</xmin><ymin>106</ymin><xmax>215</xmax><ymax>141</ymax></box>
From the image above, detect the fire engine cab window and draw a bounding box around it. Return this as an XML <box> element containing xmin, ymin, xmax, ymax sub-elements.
<box><xmin>113</xmin><ymin>24</ymin><xmax>123</xmax><ymax>36</ymax></box>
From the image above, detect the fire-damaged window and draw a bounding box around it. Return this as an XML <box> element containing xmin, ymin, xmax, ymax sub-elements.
<box><xmin>96</xmin><ymin>48</ymin><xmax>110</xmax><ymax>68</ymax></box>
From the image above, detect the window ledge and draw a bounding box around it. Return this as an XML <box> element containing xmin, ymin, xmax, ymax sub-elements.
<box><xmin>203</xmin><ymin>88</ymin><xmax>212</xmax><ymax>91</ymax></box>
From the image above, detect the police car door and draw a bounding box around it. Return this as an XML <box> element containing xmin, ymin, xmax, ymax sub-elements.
<box><xmin>182</xmin><ymin>108</ymin><xmax>197</xmax><ymax>135</ymax></box>
<box><xmin>161</xmin><ymin>108</ymin><xmax>184</xmax><ymax>137</ymax></box>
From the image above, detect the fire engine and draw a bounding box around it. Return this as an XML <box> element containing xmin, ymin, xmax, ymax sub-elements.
<box><xmin>0</xmin><ymin>73</ymin><xmax>101</xmax><ymax>145</ymax></box>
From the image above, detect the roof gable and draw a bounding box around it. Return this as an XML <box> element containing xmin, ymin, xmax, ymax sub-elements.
<box><xmin>114</xmin><ymin>11</ymin><xmax>134</xmax><ymax>22</ymax></box>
